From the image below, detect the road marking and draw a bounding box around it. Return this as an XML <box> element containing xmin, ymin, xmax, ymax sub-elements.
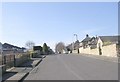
<box><xmin>57</xmin><ymin>55</ymin><xmax>84</xmax><ymax>80</ymax></box>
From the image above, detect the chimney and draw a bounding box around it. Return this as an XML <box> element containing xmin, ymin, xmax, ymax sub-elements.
<box><xmin>86</xmin><ymin>34</ymin><xmax>89</xmax><ymax>37</ymax></box>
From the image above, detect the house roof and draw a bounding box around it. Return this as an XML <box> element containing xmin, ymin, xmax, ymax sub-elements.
<box><xmin>81</xmin><ymin>37</ymin><xmax>91</xmax><ymax>42</ymax></box>
<box><xmin>2</xmin><ymin>43</ymin><xmax>22</xmax><ymax>49</ymax></box>
<box><xmin>81</xmin><ymin>34</ymin><xmax>91</xmax><ymax>42</ymax></box>
<box><xmin>99</xmin><ymin>36</ymin><xmax>119</xmax><ymax>43</ymax></box>
<box><xmin>89</xmin><ymin>37</ymin><xmax>98</xmax><ymax>45</ymax></box>
<box><xmin>21</xmin><ymin>47</ymin><xmax>26</xmax><ymax>49</ymax></box>
<box><xmin>2</xmin><ymin>43</ymin><xmax>14</xmax><ymax>48</ymax></box>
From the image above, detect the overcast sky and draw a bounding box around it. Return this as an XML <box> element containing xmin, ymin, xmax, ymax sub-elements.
<box><xmin>1</xmin><ymin>2</ymin><xmax>118</xmax><ymax>50</ymax></box>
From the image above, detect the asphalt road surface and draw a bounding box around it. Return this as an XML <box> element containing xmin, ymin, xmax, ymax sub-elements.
<box><xmin>25</xmin><ymin>54</ymin><xmax>118</xmax><ymax>80</ymax></box>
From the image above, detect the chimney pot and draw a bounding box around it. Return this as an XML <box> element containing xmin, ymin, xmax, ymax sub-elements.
<box><xmin>86</xmin><ymin>34</ymin><xmax>89</xmax><ymax>37</ymax></box>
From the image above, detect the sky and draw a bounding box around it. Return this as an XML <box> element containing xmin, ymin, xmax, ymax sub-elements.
<box><xmin>1</xmin><ymin>2</ymin><xmax>118</xmax><ymax>51</ymax></box>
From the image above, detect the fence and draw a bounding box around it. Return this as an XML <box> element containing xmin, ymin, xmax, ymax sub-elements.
<box><xmin>0</xmin><ymin>53</ymin><xmax>30</xmax><ymax>69</ymax></box>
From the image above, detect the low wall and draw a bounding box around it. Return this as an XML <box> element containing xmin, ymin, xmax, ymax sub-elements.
<box><xmin>79</xmin><ymin>47</ymin><xmax>99</xmax><ymax>55</ymax></box>
<box><xmin>79</xmin><ymin>47</ymin><xmax>90</xmax><ymax>54</ymax></box>
<box><xmin>102</xmin><ymin>44</ymin><xmax>117</xmax><ymax>57</ymax></box>
<box><xmin>90</xmin><ymin>48</ymin><xmax>99</xmax><ymax>55</ymax></box>
<box><xmin>79</xmin><ymin>44</ymin><xmax>117</xmax><ymax>57</ymax></box>
<box><xmin>72</xmin><ymin>50</ymin><xmax>78</xmax><ymax>54</ymax></box>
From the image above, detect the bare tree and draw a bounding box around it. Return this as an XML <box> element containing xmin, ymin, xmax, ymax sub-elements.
<box><xmin>55</xmin><ymin>42</ymin><xmax>65</xmax><ymax>54</ymax></box>
<box><xmin>25</xmin><ymin>41</ymin><xmax>35</xmax><ymax>50</ymax></box>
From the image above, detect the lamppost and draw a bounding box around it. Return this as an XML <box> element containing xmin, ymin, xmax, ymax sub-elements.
<box><xmin>74</xmin><ymin>34</ymin><xmax>78</xmax><ymax>41</ymax></box>
<box><xmin>72</xmin><ymin>34</ymin><xmax>78</xmax><ymax>50</ymax></box>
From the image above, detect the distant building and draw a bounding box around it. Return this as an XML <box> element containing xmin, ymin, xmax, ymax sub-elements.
<box><xmin>33</xmin><ymin>46</ymin><xmax>42</xmax><ymax>54</ymax></box>
<box><xmin>81</xmin><ymin>34</ymin><xmax>91</xmax><ymax>49</ymax></box>
<box><xmin>2</xmin><ymin>43</ymin><xmax>26</xmax><ymax>55</ymax></box>
<box><xmin>66</xmin><ymin>43</ymin><xmax>73</xmax><ymax>53</ymax></box>
<box><xmin>66</xmin><ymin>40</ymin><xmax>80</xmax><ymax>54</ymax></box>
<box><xmin>72</xmin><ymin>40</ymin><xmax>80</xmax><ymax>53</ymax></box>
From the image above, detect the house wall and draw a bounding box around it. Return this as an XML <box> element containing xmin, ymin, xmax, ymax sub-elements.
<box><xmin>97</xmin><ymin>38</ymin><xmax>103</xmax><ymax>48</ymax></box>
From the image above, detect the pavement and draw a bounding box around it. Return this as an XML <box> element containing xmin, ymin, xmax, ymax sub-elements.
<box><xmin>2</xmin><ymin>56</ymin><xmax>44</xmax><ymax>82</ymax></box>
<box><xmin>4</xmin><ymin>73</ymin><xmax>28</xmax><ymax>82</ymax></box>
<box><xmin>25</xmin><ymin>54</ymin><xmax>118</xmax><ymax>80</ymax></box>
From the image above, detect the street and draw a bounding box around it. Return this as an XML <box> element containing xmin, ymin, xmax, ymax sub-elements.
<box><xmin>25</xmin><ymin>54</ymin><xmax>118</xmax><ymax>80</ymax></box>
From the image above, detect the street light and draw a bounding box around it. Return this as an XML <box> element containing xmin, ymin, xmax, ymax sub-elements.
<box><xmin>72</xmin><ymin>34</ymin><xmax>78</xmax><ymax>50</ymax></box>
<box><xmin>74</xmin><ymin>34</ymin><xmax>78</xmax><ymax>41</ymax></box>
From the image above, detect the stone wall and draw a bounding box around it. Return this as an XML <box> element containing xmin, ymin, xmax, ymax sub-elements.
<box><xmin>79</xmin><ymin>47</ymin><xmax>90</xmax><ymax>54</ymax></box>
<box><xmin>102</xmin><ymin>44</ymin><xmax>117</xmax><ymax>57</ymax></box>
<box><xmin>72</xmin><ymin>50</ymin><xmax>78</xmax><ymax>54</ymax></box>
<box><xmin>90</xmin><ymin>48</ymin><xmax>99</xmax><ymax>55</ymax></box>
<box><xmin>79</xmin><ymin>44</ymin><xmax>117</xmax><ymax>57</ymax></box>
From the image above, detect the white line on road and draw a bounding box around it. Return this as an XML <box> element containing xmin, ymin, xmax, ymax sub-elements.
<box><xmin>57</xmin><ymin>55</ymin><xmax>84</xmax><ymax>80</ymax></box>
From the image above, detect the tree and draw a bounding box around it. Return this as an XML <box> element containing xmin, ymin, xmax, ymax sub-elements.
<box><xmin>55</xmin><ymin>42</ymin><xmax>65</xmax><ymax>54</ymax></box>
<box><xmin>47</xmin><ymin>46</ymin><xmax>54</xmax><ymax>54</ymax></box>
<box><xmin>25</xmin><ymin>41</ymin><xmax>35</xmax><ymax>50</ymax></box>
<box><xmin>43</xmin><ymin>43</ymin><xmax>48</xmax><ymax>54</ymax></box>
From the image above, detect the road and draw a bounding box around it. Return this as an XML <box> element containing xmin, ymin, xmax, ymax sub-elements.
<box><xmin>25</xmin><ymin>54</ymin><xmax>118</xmax><ymax>80</ymax></box>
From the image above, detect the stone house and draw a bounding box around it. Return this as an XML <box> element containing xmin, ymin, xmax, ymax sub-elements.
<box><xmin>79</xmin><ymin>35</ymin><xmax>120</xmax><ymax>57</ymax></box>
<box><xmin>81</xmin><ymin>34</ymin><xmax>91</xmax><ymax>49</ymax></box>
<box><xmin>96</xmin><ymin>36</ymin><xmax>119</xmax><ymax>57</ymax></box>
